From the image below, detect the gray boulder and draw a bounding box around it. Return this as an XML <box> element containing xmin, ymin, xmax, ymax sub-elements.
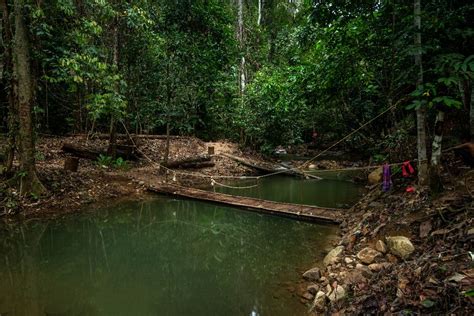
<box><xmin>323</xmin><ymin>246</ymin><xmax>344</xmax><ymax>266</ymax></box>
<box><xmin>386</xmin><ymin>236</ymin><xmax>415</xmax><ymax>259</ymax></box>
<box><xmin>356</xmin><ymin>247</ymin><xmax>382</xmax><ymax>264</ymax></box>
<box><xmin>303</xmin><ymin>267</ymin><xmax>321</xmax><ymax>281</ymax></box>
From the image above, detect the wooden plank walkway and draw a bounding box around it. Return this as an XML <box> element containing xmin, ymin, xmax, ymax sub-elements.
<box><xmin>148</xmin><ymin>184</ymin><xmax>344</xmax><ymax>223</ymax></box>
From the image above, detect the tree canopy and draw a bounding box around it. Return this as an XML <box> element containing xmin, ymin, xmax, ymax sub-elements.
<box><xmin>1</xmin><ymin>0</ymin><xmax>473</xmax><ymax>193</ymax></box>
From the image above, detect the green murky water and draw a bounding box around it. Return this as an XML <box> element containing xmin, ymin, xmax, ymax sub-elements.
<box><xmin>0</xmin><ymin>177</ymin><xmax>361</xmax><ymax>316</ymax></box>
<box><xmin>214</xmin><ymin>176</ymin><xmax>362</xmax><ymax>208</ymax></box>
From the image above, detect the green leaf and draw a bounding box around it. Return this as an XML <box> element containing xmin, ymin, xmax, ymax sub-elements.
<box><xmin>420</xmin><ymin>299</ymin><xmax>435</xmax><ymax>308</ymax></box>
<box><xmin>464</xmin><ymin>289</ymin><xmax>474</xmax><ymax>297</ymax></box>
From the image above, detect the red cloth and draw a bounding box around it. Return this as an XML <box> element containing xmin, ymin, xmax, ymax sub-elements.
<box><xmin>402</xmin><ymin>161</ymin><xmax>415</xmax><ymax>177</ymax></box>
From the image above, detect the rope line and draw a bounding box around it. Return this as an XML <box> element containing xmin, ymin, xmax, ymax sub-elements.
<box><xmin>120</xmin><ymin>120</ymin><xmax>265</xmax><ymax>180</ymax></box>
<box><xmin>298</xmin><ymin>103</ymin><xmax>400</xmax><ymax>170</ymax></box>
<box><xmin>118</xmin><ymin>102</ymin><xmax>417</xmax><ymax>189</ymax></box>
<box><xmin>211</xmin><ymin>178</ymin><xmax>259</xmax><ymax>189</ymax></box>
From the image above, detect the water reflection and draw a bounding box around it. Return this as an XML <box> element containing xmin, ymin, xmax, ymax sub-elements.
<box><xmin>214</xmin><ymin>175</ymin><xmax>362</xmax><ymax>208</ymax></box>
<box><xmin>0</xmin><ymin>198</ymin><xmax>338</xmax><ymax>315</ymax></box>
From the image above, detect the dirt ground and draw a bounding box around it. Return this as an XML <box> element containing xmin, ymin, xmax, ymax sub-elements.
<box><xmin>1</xmin><ymin>135</ymin><xmax>256</xmax><ymax>218</ymax></box>
<box><xmin>296</xmin><ymin>159</ymin><xmax>474</xmax><ymax>314</ymax></box>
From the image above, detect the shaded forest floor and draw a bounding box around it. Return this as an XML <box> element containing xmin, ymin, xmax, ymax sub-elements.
<box><xmin>1</xmin><ymin>135</ymin><xmax>255</xmax><ymax>217</ymax></box>
<box><xmin>1</xmin><ymin>135</ymin><xmax>358</xmax><ymax>218</ymax></box>
<box><xmin>297</xmin><ymin>158</ymin><xmax>474</xmax><ymax>314</ymax></box>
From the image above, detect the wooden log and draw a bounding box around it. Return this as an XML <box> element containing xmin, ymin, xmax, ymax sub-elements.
<box><xmin>177</xmin><ymin>161</ymin><xmax>215</xmax><ymax>169</ymax></box>
<box><xmin>220</xmin><ymin>153</ymin><xmax>274</xmax><ymax>173</ymax></box>
<box><xmin>221</xmin><ymin>153</ymin><xmax>321</xmax><ymax>180</ymax></box>
<box><xmin>62</xmin><ymin>143</ymin><xmax>102</xmax><ymax>160</ymax></box>
<box><xmin>61</xmin><ymin>143</ymin><xmax>140</xmax><ymax>161</ymax></box>
<box><xmin>70</xmin><ymin>133</ymin><xmax>190</xmax><ymax>140</ymax></box>
<box><xmin>64</xmin><ymin>157</ymin><xmax>79</xmax><ymax>172</ymax></box>
<box><xmin>163</xmin><ymin>155</ymin><xmax>212</xmax><ymax>168</ymax></box>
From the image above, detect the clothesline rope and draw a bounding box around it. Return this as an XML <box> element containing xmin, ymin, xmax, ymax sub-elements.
<box><xmin>118</xmin><ymin>101</ymin><xmax>417</xmax><ymax>189</ymax></box>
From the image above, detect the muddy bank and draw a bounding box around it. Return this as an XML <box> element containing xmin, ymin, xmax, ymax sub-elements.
<box><xmin>299</xmin><ymin>168</ymin><xmax>473</xmax><ymax>314</ymax></box>
<box><xmin>1</xmin><ymin>136</ymin><xmax>255</xmax><ymax>217</ymax></box>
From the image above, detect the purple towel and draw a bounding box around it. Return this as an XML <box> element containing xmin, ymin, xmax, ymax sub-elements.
<box><xmin>382</xmin><ymin>163</ymin><xmax>392</xmax><ymax>192</ymax></box>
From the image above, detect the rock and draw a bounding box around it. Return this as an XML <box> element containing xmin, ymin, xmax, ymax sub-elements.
<box><xmin>303</xmin><ymin>267</ymin><xmax>321</xmax><ymax>281</ymax></box>
<box><xmin>356</xmin><ymin>263</ymin><xmax>373</xmax><ymax>278</ymax></box>
<box><xmin>368</xmin><ymin>167</ymin><xmax>383</xmax><ymax>184</ymax></box>
<box><xmin>356</xmin><ymin>247</ymin><xmax>382</xmax><ymax>264</ymax></box>
<box><xmin>310</xmin><ymin>291</ymin><xmax>327</xmax><ymax>312</ymax></box>
<box><xmin>327</xmin><ymin>285</ymin><xmax>346</xmax><ymax>302</ymax></box>
<box><xmin>344</xmin><ymin>257</ymin><xmax>354</xmax><ymax>264</ymax></box>
<box><xmin>339</xmin><ymin>270</ymin><xmax>366</xmax><ymax>285</ymax></box>
<box><xmin>301</xmin><ymin>292</ymin><xmax>314</xmax><ymax>301</ymax></box>
<box><xmin>138</xmin><ymin>181</ymin><xmax>145</xmax><ymax>186</ymax></box>
<box><xmin>307</xmin><ymin>284</ymin><xmax>319</xmax><ymax>295</ymax></box>
<box><xmin>319</xmin><ymin>277</ymin><xmax>329</xmax><ymax>286</ymax></box>
<box><xmin>467</xmin><ymin>227</ymin><xmax>474</xmax><ymax>235</ymax></box>
<box><xmin>323</xmin><ymin>246</ymin><xmax>344</xmax><ymax>266</ymax></box>
<box><xmin>368</xmin><ymin>263</ymin><xmax>384</xmax><ymax>272</ymax></box>
<box><xmin>375</xmin><ymin>240</ymin><xmax>388</xmax><ymax>253</ymax></box>
<box><xmin>386</xmin><ymin>236</ymin><xmax>415</xmax><ymax>259</ymax></box>
<box><xmin>308</xmin><ymin>164</ymin><xmax>317</xmax><ymax>170</ymax></box>
<box><xmin>386</xmin><ymin>254</ymin><xmax>399</xmax><ymax>264</ymax></box>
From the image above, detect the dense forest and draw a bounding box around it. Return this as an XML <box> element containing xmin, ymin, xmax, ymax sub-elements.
<box><xmin>1</xmin><ymin>1</ymin><xmax>473</xmax><ymax>315</ymax></box>
<box><xmin>1</xmin><ymin>0</ymin><xmax>473</xmax><ymax>195</ymax></box>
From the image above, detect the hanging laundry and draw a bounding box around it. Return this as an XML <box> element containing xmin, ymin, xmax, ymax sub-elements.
<box><xmin>406</xmin><ymin>186</ymin><xmax>415</xmax><ymax>193</ymax></box>
<box><xmin>382</xmin><ymin>163</ymin><xmax>392</xmax><ymax>192</ymax></box>
<box><xmin>402</xmin><ymin>161</ymin><xmax>415</xmax><ymax>177</ymax></box>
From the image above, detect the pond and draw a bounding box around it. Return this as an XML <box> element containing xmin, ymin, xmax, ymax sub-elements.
<box><xmin>0</xmin><ymin>177</ymin><xmax>362</xmax><ymax>316</ymax></box>
<box><xmin>213</xmin><ymin>175</ymin><xmax>362</xmax><ymax>208</ymax></box>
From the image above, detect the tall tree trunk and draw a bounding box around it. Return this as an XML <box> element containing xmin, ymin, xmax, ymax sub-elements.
<box><xmin>12</xmin><ymin>0</ymin><xmax>45</xmax><ymax>195</ymax></box>
<box><xmin>430</xmin><ymin>111</ymin><xmax>445</xmax><ymax>191</ymax></box>
<box><xmin>1</xmin><ymin>0</ymin><xmax>16</xmax><ymax>175</ymax></box>
<box><xmin>237</xmin><ymin>0</ymin><xmax>245</xmax><ymax>95</ymax></box>
<box><xmin>414</xmin><ymin>0</ymin><xmax>429</xmax><ymax>186</ymax></box>
<box><xmin>257</xmin><ymin>0</ymin><xmax>263</xmax><ymax>26</ymax></box>
<box><xmin>1</xmin><ymin>1</ymin><xmax>14</xmax><ymax>169</ymax></box>
<box><xmin>459</xmin><ymin>78</ymin><xmax>473</xmax><ymax>141</ymax></box>
<box><xmin>471</xmin><ymin>84</ymin><xmax>474</xmax><ymax>141</ymax></box>
<box><xmin>164</xmin><ymin>122</ymin><xmax>170</xmax><ymax>165</ymax></box>
<box><xmin>107</xmin><ymin>17</ymin><xmax>119</xmax><ymax>158</ymax></box>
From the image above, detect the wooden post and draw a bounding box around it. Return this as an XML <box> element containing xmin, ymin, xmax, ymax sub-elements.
<box><xmin>208</xmin><ymin>146</ymin><xmax>215</xmax><ymax>155</ymax></box>
<box><xmin>64</xmin><ymin>157</ymin><xmax>79</xmax><ymax>172</ymax></box>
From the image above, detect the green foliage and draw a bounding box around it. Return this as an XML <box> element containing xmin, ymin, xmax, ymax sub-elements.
<box><xmin>113</xmin><ymin>157</ymin><xmax>129</xmax><ymax>170</ymax></box>
<box><xmin>420</xmin><ymin>299</ymin><xmax>436</xmax><ymax>308</ymax></box>
<box><xmin>464</xmin><ymin>289</ymin><xmax>474</xmax><ymax>297</ymax></box>
<box><xmin>2</xmin><ymin>0</ymin><xmax>472</xmax><ymax>153</ymax></box>
<box><xmin>96</xmin><ymin>155</ymin><xmax>129</xmax><ymax>170</ymax></box>
<box><xmin>96</xmin><ymin>154</ymin><xmax>114</xmax><ymax>168</ymax></box>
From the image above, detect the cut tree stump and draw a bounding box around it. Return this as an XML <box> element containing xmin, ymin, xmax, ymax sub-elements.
<box><xmin>64</xmin><ymin>157</ymin><xmax>79</xmax><ymax>172</ymax></box>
